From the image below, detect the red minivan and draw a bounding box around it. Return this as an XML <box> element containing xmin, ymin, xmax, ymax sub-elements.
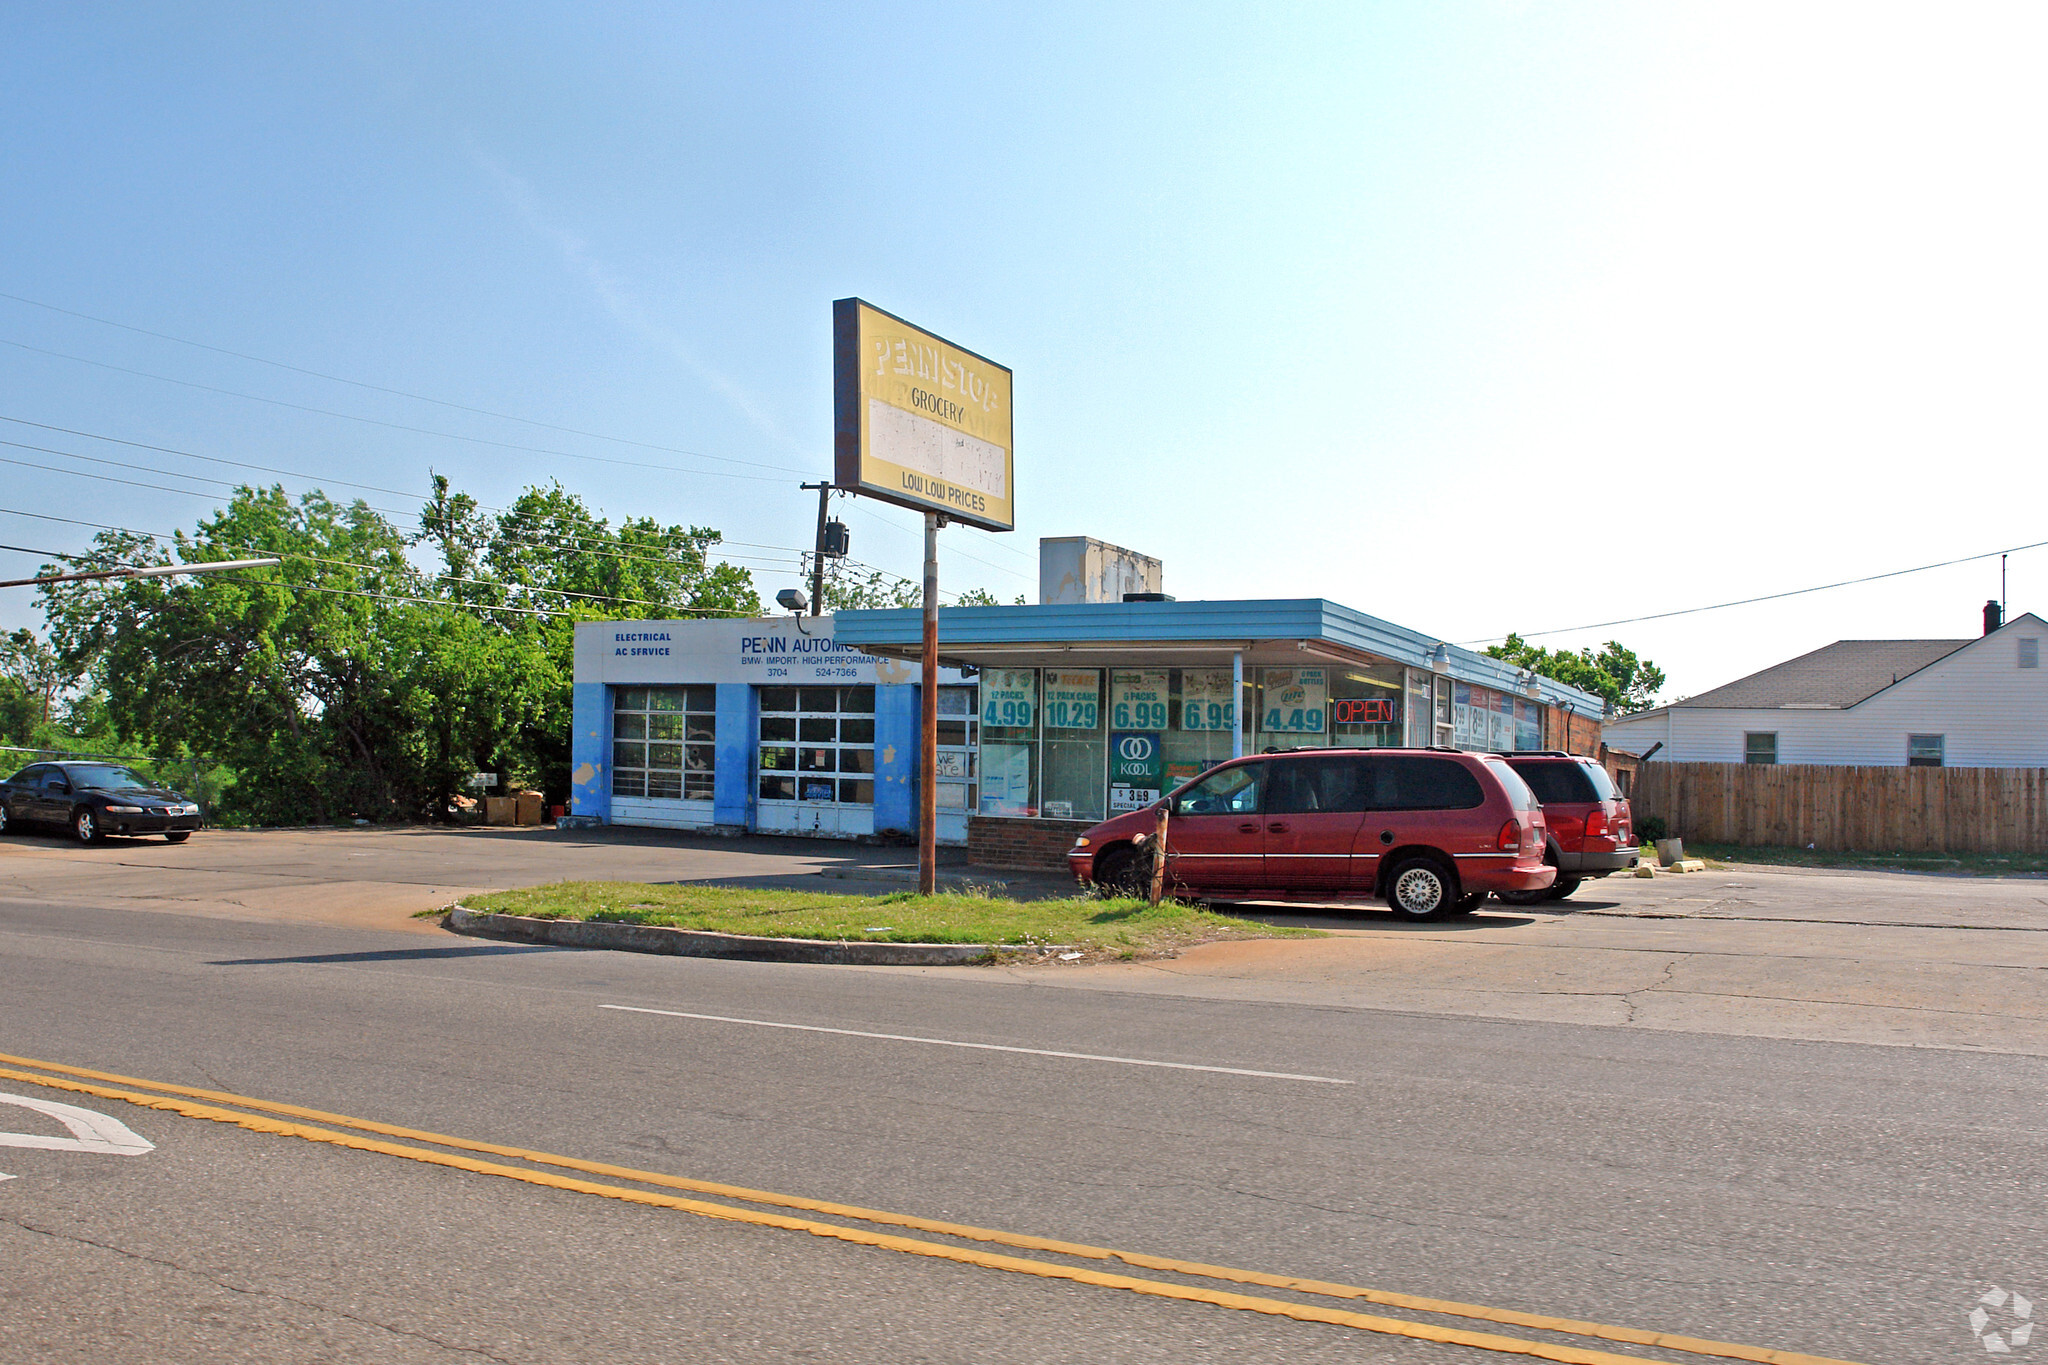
<box><xmin>1497</xmin><ymin>752</ymin><xmax>1639</xmax><ymax>903</ymax></box>
<box><xmin>1067</xmin><ymin>748</ymin><xmax>1554</xmax><ymax>919</ymax></box>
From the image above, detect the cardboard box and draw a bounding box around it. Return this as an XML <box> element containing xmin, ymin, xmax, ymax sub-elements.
<box><xmin>514</xmin><ymin>790</ymin><xmax>545</xmax><ymax>827</ymax></box>
<box><xmin>484</xmin><ymin>796</ymin><xmax>516</xmax><ymax>826</ymax></box>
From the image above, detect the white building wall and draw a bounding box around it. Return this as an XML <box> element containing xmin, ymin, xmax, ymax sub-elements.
<box><xmin>1602</xmin><ymin>619</ymin><xmax>2048</xmax><ymax>766</ymax></box>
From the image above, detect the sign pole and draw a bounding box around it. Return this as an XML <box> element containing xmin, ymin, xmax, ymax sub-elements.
<box><xmin>919</xmin><ymin>512</ymin><xmax>942</xmax><ymax>895</ymax></box>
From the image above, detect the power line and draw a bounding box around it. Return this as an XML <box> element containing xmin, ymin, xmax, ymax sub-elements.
<box><xmin>0</xmin><ymin>337</ymin><xmax>799</xmax><ymax>483</ymax></box>
<box><xmin>0</xmin><ymin>414</ymin><xmax>809</xmax><ymax>556</ymax></box>
<box><xmin>0</xmin><ymin>291</ymin><xmax>1042</xmax><ymax>573</ymax></box>
<box><xmin>0</xmin><ymin>506</ymin><xmax>981</xmax><ymax>616</ymax></box>
<box><xmin>0</xmin><ymin>440</ymin><xmax>803</xmax><ymax>573</ymax></box>
<box><xmin>0</xmin><ymin>289</ymin><xmax>811</xmax><ymax>474</ymax></box>
<box><xmin>0</xmin><ymin>291</ymin><xmax>1045</xmax><ymax>592</ymax></box>
<box><xmin>1461</xmin><ymin>538</ymin><xmax>2048</xmax><ymax>645</ymax></box>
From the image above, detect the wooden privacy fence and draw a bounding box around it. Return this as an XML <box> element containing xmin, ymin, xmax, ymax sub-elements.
<box><xmin>1630</xmin><ymin>762</ymin><xmax>2048</xmax><ymax>854</ymax></box>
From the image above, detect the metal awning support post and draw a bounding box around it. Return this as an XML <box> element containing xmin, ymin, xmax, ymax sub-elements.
<box><xmin>919</xmin><ymin>513</ymin><xmax>942</xmax><ymax>895</ymax></box>
<box><xmin>1231</xmin><ymin>651</ymin><xmax>1244</xmax><ymax>760</ymax></box>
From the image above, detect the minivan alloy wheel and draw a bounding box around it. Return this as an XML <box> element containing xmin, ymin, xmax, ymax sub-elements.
<box><xmin>1388</xmin><ymin>858</ymin><xmax>1451</xmax><ymax>919</ymax></box>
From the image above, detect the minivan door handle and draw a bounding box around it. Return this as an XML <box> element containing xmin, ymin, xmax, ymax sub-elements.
<box><xmin>1266</xmin><ymin>822</ymin><xmax>1289</xmax><ymax>833</ymax></box>
<box><xmin>1237</xmin><ymin>822</ymin><xmax>1259</xmax><ymax>834</ymax></box>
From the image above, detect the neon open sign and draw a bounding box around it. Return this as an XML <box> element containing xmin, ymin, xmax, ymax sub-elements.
<box><xmin>1330</xmin><ymin>697</ymin><xmax>1395</xmax><ymax>725</ymax></box>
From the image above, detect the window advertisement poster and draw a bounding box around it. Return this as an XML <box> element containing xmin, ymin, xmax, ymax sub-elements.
<box><xmin>1179</xmin><ymin>669</ymin><xmax>1236</xmax><ymax>731</ymax></box>
<box><xmin>980</xmin><ymin>668</ymin><xmax>1037</xmax><ymax>729</ymax></box>
<box><xmin>1108</xmin><ymin>731</ymin><xmax>1164</xmax><ymax>812</ymax></box>
<box><xmin>980</xmin><ymin>744</ymin><xmax>1033</xmax><ymax>815</ymax></box>
<box><xmin>1110</xmin><ymin>669</ymin><xmax>1171</xmax><ymax>730</ymax></box>
<box><xmin>1449</xmin><ymin>681</ymin><xmax>1471</xmax><ymax>749</ymax></box>
<box><xmin>1260</xmin><ymin>667</ymin><xmax>1327</xmax><ymax>734</ymax></box>
<box><xmin>1491</xmin><ymin>695</ymin><xmax>1513</xmax><ymax>751</ymax></box>
<box><xmin>1515</xmin><ymin>698</ymin><xmax>1542</xmax><ymax>752</ymax></box>
<box><xmin>1042</xmin><ymin>670</ymin><xmax>1101</xmax><ymax>729</ymax></box>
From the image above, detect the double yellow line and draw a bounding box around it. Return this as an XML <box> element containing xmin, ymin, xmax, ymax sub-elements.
<box><xmin>0</xmin><ymin>1051</ymin><xmax>1863</xmax><ymax>1365</ymax></box>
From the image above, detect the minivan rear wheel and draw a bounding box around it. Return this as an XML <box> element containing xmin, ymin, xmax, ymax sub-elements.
<box><xmin>1386</xmin><ymin>857</ymin><xmax>1455</xmax><ymax>919</ymax></box>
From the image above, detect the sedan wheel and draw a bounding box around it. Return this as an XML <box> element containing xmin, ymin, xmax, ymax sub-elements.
<box><xmin>0</xmin><ymin>803</ymin><xmax>9</xmax><ymax>835</ymax></box>
<box><xmin>72</xmin><ymin>807</ymin><xmax>100</xmax><ymax>844</ymax></box>
<box><xmin>1387</xmin><ymin>857</ymin><xmax>1454</xmax><ymax>919</ymax></box>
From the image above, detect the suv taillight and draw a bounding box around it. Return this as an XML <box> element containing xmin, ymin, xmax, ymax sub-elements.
<box><xmin>1498</xmin><ymin>819</ymin><xmax>1521</xmax><ymax>851</ymax></box>
<box><xmin>1584</xmin><ymin>809</ymin><xmax>1608</xmax><ymax>838</ymax></box>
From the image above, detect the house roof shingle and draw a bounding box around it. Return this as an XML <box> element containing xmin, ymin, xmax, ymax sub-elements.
<box><xmin>1675</xmin><ymin>639</ymin><xmax>1970</xmax><ymax>709</ymax></box>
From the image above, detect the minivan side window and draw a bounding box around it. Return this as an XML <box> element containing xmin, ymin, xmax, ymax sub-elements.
<box><xmin>1174</xmin><ymin>764</ymin><xmax>1263</xmax><ymax>816</ymax></box>
<box><xmin>1369</xmin><ymin>756</ymin><xmax>1484</xmax><ymax>811</ymax></box>
<box><xmin>1264</xmin><ymin>757</ymin><xmax>1371</xmax><ymax>815</ymax></box>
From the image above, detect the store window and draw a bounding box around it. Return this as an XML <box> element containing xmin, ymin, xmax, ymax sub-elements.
<box><xmin>1156</xmin><ymin>667</ymin><xmax>1241</xmax><ymax>793</ymax></box>
<box><xmin>613</xmin><ymin>686</ymin><xmax>716</xmax><ymax>800</ymax></box>
<box><xmin>1744</xmin><ymin>732</ymin><xmax>1778</xmax><ymax>765</ymax></box>
<box><xmin>1907</xmin><ymin>734</ymin><xmax>1945</xmax><ymax>768</ymax></box>
<box><xmin>1255</xmin><ymin>666</ymin><xmax>1329</xmax><ymax>753</ymax></box>
<box><xmin>1328</xmin><ymin>664</ymin><xmax>1403</xmax><ymax>749</ymax></box>
<box><xmin>979</xmin><ymin>668</ymin><xmax>1039</xmax><ymax>815</ymax></box>
<box><xmin>758</xmin><ymin>685</ymin><xmax>875</xmax><ymax>805</ymax></box>
<box><xmin>1041</xmin><ymin>669</ymin><xmax>1105</xmax><ymax>821</ymax></box>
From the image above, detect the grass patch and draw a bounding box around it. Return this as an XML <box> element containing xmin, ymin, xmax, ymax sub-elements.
<box><xmin>457</xmin><ymin>881</ymin><xmax>1322</xmax><ymax>957</ymax></box>
<box><xmin>1686</xmin><ymin>842</ymin><xmax>2048</xmax><ymax>877</ymax></box>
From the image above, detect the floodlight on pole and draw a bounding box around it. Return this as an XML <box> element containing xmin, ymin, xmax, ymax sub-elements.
<box><xmin>0</xmin><ymin>557</ymin><xmax>283</xmax><ymax>590</ymax></box>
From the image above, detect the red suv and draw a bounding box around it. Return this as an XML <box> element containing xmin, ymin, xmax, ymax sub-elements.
<box><xmin>1496</xmin><ymin>752</ymin><xmax>1638</xmax><ymax>903</ymax></box>
<box><xmin>1067</xmin><ymin>748</ymin><xmax>1554</xmax><ymax>919</ymax></box>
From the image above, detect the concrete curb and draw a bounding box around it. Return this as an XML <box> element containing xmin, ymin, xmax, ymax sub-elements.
<box><xmin>444</xmin><ymin>905</ymin><xmax>997</xmax><ymax>966</ymax></box>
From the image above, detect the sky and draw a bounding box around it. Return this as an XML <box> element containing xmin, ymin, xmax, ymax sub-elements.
<box><xmin>2</xmin><ymin>2</ymin><xmax>2043</xmax><ymax>701</ymax></box>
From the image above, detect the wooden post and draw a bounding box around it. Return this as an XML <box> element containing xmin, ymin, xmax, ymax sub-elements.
<box><xmin>1148</xmin><ymin>802</ymin><xmax>1169</xmax><ymax>905</ymax></box>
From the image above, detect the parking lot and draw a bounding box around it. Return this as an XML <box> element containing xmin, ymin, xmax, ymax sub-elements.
<box><xmin>3</xmin><ymin>821</ymin><xmax>2043</xmax><ymax>1056</ymax></box>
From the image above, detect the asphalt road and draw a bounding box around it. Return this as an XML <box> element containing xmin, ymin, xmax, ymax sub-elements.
<box><xmin>3</xmin><ymin>890</ymin><xmax>2042</xmax><ymax>1364</ymax></box>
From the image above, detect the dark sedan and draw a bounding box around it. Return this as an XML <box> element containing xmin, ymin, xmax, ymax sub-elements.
<box><xmin>0</xmin><ymin>761</ymin><xmax>203</xmax><ymax>844</ymax></box>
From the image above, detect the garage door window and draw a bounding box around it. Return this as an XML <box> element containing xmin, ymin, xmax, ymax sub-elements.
<box><xmin>613</xmin><ymin>686</ymin><xmax>716</xmax><ymax>800</ymax></box>
<box><xmin>758</xmin><ymin>685</ymin><xmax>876</xmax><ymax>804</ymax></box>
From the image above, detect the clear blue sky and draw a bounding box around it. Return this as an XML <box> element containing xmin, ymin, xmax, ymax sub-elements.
<box><xmin>4</xmin><ymin>3</ymin><xmax>2043</xmax><ymax>698</ymax></box>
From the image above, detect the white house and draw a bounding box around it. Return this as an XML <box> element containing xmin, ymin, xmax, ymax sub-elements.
<box><xmin>1602</xmin><ymin>612</ymin><xmax>2048</xmax><ymax>768</ymax></box>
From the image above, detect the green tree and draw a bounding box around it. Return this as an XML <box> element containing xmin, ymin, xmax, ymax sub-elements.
<box><xmin>1483</xmin><ymin>634</ymin><xmax>1666</xmax><ymax>714</ymax></box>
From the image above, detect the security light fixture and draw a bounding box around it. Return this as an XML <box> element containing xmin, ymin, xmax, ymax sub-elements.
<box><xmin>776</xmin><ymin>588</ymin><xmax>808</xmax><ymax>614</ymax></box>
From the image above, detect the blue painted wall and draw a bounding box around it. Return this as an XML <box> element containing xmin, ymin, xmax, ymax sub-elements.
<box><xmin>873</xmin><ymin>682</ymin><xmax>919</xmax><ymax>836</ymax></box>
<box><xmin>713</xmin><ymin>682</ymin><xmax>758</xmax><ymax>830</ymax></box>
<box><xmin>569</xmin><ymin>682</ymin><xmax>613</xmax><ymax>821</ymax></box>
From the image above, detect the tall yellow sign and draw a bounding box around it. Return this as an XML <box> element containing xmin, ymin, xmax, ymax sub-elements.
<box><xmin>833</xmin><ymin>298</ymin><xmax>1014</xmax><ymax>532</ymax></box>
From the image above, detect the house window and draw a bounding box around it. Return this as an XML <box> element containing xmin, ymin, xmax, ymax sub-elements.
<box><xmin>1744</xmin><ymin>732</ymin><xmax>1777</xmax><ymax>765</ymax></box>
<box><xmin>2021</xmin><ymin>638</ymin><xmax>2040</xmax><ymax>669</ymax></box>
<box><xmin>1907</xmin><ymin>734</ymin><xmax>1945</xmax><ymax>767</ymax></box>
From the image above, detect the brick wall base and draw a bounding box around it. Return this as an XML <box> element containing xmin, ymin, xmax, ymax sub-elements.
<box><xmin>968</xmin><ymin>815</ymin><xmax>1095</xmax><ymax>874</ymax></box>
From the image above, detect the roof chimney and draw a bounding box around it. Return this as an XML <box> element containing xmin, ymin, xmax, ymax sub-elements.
<box><xmin>1984</xmin><ymin>599</ymin><xmax>2004</xmax><ymax>635</ymax></box>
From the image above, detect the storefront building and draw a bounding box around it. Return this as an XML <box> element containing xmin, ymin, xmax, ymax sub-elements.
<box><xmin>569</xmin><ymin>599</ymin><xmax>1606</xmax><ymax>864</ymax></box>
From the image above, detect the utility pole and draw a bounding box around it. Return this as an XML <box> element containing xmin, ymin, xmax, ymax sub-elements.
<box><xmin>920</xmin><ymin>512</ymin><xmax>943</xmax><ymax>895</ymax></box>
<box><xmin>801</xmin><ymin>482</ymin><xmax>831</xmax><ymax>616</ymax></box>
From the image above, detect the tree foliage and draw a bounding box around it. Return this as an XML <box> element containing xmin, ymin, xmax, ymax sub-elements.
<box><xmin>1482</xmin><ymin>634</ymin><xmax>1666</xmax><ymax>715</ymax></box>
<box><xmin>39</xmin><ymin>478</ymin><xmax>759</xmax><ymax>824</ymax></box>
